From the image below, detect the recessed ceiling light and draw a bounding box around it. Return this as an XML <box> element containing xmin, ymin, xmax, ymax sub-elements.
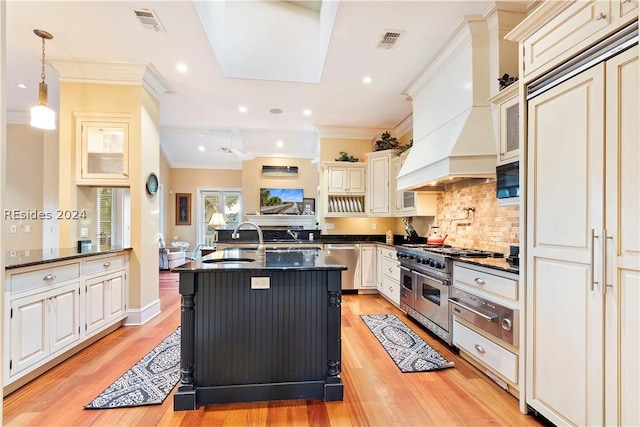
<box><xmin>17</xmin><ymin>83</ymin><xmax>27</xmax><ymax>89</ymax></box>
<box><xmin>362</xmin><ymin>76</ymin><xmax>373</xmax><ymax>84</ymax></box>
<box><xmin>238</xmin><ymin>106</ymin><xmax>248</xmax><ymax>113</ymax></box>
<box><xmin>176</xmin><ymin>63</ymin><xmax>188</xmax><ymax>73</ymax></box>
<box><xmin>198</xmin><ymin>146</ymin><xmax>205</xmax><ymax>152</ymax></box>
<box><xmin>270</xmin><ymin>108</ymin><xmax>283</xmax><ymax>115</ymax></box>
<box><xmin>303</xmin><ymin>109</ymin><xmax>312</xmax><ymax>116</ymax></box>
<box><xmin>276</xmin><ymin>140</ymin><xmax>284</xmax><ymax>148</ymax></box>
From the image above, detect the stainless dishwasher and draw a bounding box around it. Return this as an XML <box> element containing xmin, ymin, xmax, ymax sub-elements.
<box><xmin>324</xmin><ymin>244</ymin><xmax>359</xmax><ymax>290</ymax></box>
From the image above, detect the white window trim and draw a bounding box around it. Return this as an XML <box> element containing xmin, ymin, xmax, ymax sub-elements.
<box><xmin>196</xmin><ymin>187</ymin><xmax>242</xmax><ymax>247</ymax></box>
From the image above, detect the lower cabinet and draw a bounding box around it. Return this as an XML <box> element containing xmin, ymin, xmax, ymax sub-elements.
<box><xmin>359</xmin><ymin>244</ymin><xmax>377</xmax><ymax>290</ymax></box>
<box><xmin>376</xmin><ymin>246</ymin><xmax>400</xmax><ymax>306</ymax></box>
<box><xmin>9</xmin><ymin>282</ymin><xmax>81</xmax><ymax>377</ymax></box>
<box><xmin>4</xmin><ymin>251</ymin><xmax>129</xmax><ymax>391</ymax></box>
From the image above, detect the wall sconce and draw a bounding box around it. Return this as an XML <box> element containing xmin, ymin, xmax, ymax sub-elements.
<box><xmin>208</xmin><ymin>212</ymin><xmax>227</xmax><ymax>243</ymax></box>
<box><xmin>30</xmin><ymin>29</ymin><xmax>56</xmax><ymax>130</ymax></box>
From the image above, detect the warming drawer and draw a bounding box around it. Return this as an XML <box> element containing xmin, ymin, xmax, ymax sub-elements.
<box><xmin>453</xmin><ymin>320</ymin><xmax>518</xmax><ymax>384</ymax></box>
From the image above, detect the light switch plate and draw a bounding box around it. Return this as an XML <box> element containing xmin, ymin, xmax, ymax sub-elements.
<box><xmin>80</xmin><ymin>227</ymin><xmax>89</xmax><ymax>237</ymax></box>
<box><xmin>251</xmin><ymin>277</ymin><xmax>270</xmax><ymax>289</ymax></box>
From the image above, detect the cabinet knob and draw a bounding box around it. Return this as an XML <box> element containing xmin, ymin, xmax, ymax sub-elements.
<box><xmin>474</xmin><ymin>277</ymin><xmax>486</xmax><ymax>285</ymax></box>
<box><xmin>103</xmin><ymin>261</ymin><xmax>112</xmax><ymax>268</ymax></box>
<box><xmin>595</xmin><ymin>12</ymin><xmax>606</xmax><ymax>20</ymax></box>
<box><xmin>43</xmin><ymin>273</ymin><xmax>56</xmax><ymax>281</ymax></box>
<box><xmin>474</xmin><ymin>344</ymin><xmax>486</xmax><ymax>354</ymax></box>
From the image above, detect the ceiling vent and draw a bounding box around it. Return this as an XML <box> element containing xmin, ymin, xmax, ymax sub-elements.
<box><xmin>134</xmin><ymin>9</ymin><xmax>165</xmax><ymax>32</ymax></box>
<box><xmin>378</xmin><ymin>31</ymin><xmax>404</xmax><ymax>49</ymax></box>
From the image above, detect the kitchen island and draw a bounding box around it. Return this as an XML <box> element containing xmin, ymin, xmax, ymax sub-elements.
<box><xmin>172</xmin><ymin>246</ymin><xmax>346</xmax><ymax>410</ymax></box>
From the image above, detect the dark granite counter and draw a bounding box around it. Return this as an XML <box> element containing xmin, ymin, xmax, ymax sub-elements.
<box><xmin>454</xmin><ymin>257</ymin><xmax>519</xmax><ymax>275</ymax></box>
<box><xmin>5</xmin><ymin>246</ymin><xmax>132</xmax><ymax>269</ymax></box>
<box><xmin>173</xmin><ymin>247</ymin><xmax>347</xmax><ymax>272</ymax></box>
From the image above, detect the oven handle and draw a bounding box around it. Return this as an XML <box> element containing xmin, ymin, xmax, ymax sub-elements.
<box><xmin>414</xmin><ymin>269</ymin><xmax>448</xmax><ymax>288</ymax></box>
<box><xmin>449</xmin><ymin>299</ymin><xmax>497</xmax><ymax>322</ymax></box>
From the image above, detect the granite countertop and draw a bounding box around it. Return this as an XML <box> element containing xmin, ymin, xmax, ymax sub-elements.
<box><xmin>5</xmin><ymin>246</ymin><xmax>132</xmax><ymax>269</ymax></box>
<box><xmin>173</xmin><ymin>247</ymin><xmax>347</xmax><ymax>272</ymax></box>
<box><xmin>455</xmin><ymin>256</ymin><xmax>519</xmax><ymax>275</ymax></box>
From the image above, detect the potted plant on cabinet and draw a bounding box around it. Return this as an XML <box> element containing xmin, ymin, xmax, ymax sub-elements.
<box><xmin>371</xmin><ymin>131</ymin><xmax>400</xmax><ymax>151</ymax></box>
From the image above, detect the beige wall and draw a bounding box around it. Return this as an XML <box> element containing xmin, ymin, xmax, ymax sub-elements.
<box><xmin>168</xmin><ymin>167</ymin><xmax>243</xmax><ymax>248</ymax></box>
<box><xmin>5</xmin><ymin>124</ymin><xmax>45</xmax><ymax>250</ymax></box>
<box><xmin>159</xmin><ymin>149</ymin><xmax>172</xmax><ymax>240</ymax></box>
<box><xmin>242</xmin><ymin>157</ymin><xmax>318</xmax><ymax>217</ymax></box>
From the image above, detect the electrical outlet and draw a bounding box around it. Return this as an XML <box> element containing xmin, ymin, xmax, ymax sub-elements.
<box><xmin>251</xmin><ymin>277</ymin><xmax>270</xmax><ymax>289</ymax></box>
<box><xmin>10</xmin><ymin>225</ymin><xmax>17</xmax><ymax>234</ymax></box>
<box><xmin>80</xmin><ymin>227</ymin><xmax>89</xmax><ymax>238</ymax></box>
<box><xmin>371</xmin><ymin>223</ymin><xmax>377</xmax><ymax>231</ymax></box>
<box><xmin>324</xmin><ymin>222</ymin><xmax>335</xmax><ymax>230</ymax></box>
<box><xmin>24</xmin><ymin>225</ymin><xmax>31</xmax><ymax>233</ymax></box>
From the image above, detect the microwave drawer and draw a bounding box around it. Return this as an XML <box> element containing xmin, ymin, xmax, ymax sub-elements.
<box><xmin>453</xmin><ymin>320</ymin><xmax>518</xmax><ymax>384</ymax></box>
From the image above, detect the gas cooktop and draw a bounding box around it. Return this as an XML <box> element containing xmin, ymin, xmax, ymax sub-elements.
<box><xmin>400</xmin><ymin>244</ymin><xmax>504</xmax><ymax>258</ymax></box>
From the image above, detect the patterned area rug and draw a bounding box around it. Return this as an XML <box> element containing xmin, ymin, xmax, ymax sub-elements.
<box><xmin>361</xmin><ymin>314</ymin><xmax>454</xmax><ymax>373</ymax></box>
<box><xmin>85</xmin><ymin>328</ymin><xmax>181</xmax><ymax>409</ymax></box>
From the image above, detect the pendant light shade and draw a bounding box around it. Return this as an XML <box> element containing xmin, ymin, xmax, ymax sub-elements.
<box><xmin>31</xmin><ymin>29</ymin><xmax>56</xmax><ymax>130</ymax></box>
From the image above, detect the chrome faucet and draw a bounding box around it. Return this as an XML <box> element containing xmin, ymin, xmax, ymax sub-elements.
<box><xmin>232</xmin><ymin>221</ymin><xmax>265</xmax><ymax>260</ymax></box>
<box><xmin>287</xmin><ymin>229</ymin><xmax>299</xmax><ymax>241</ymax></box>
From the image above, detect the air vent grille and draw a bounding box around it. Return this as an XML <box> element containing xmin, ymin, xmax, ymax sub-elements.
<box><xmin>134</xmin><ymin>9</ymin><xmax>165</xmax><ymax>32</ymax></box>
<box><xmin>378</xmin><ymin>31</ymin><xmax>403</xmax><ymax>49</ymax></box>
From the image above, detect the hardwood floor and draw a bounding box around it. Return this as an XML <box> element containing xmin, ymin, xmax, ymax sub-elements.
<box><xmin>3</xmin><ymin>272</ymin><xmax>545</xmax><ymax>426</ymax></box>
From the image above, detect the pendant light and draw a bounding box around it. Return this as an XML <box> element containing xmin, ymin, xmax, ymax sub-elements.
<box><xmin>30</xmin><ymin>29</ymin><xmax>56</xmax><ymax>130</ymax></box>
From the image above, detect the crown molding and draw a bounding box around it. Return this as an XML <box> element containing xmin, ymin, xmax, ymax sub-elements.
<box><xmin>395</xmin><ymin>114</ymin><xmax>413</xmax><ymax>138</ymax></box>
<box><xmin>316</xmin><ymin>126</ymin><xmax>386</xmax><ymax>140</ymax></box>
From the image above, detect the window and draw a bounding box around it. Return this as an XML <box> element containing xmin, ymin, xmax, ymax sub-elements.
<box><xmin>97</xmin><ymin>187</ymin><xmax>115</xmax><ymax>246</ymax></box>
<box><xmin>200</xmin><ymin>190</ymin><xmax>241</xmax><ymax>246</ymax></box>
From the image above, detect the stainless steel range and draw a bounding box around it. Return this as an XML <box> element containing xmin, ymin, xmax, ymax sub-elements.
<box><xmin>397</xmin><ymin>245</ymin><xmax>503</xmax><ymax>345</ymax></box>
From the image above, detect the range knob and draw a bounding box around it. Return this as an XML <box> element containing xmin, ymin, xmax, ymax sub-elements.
<box><xmin>428</xmin><ymin>259</ymin><xmax>435</xmax><ymax>267</ymax></box>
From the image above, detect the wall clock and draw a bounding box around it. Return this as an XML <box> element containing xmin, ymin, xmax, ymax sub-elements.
<box><xmin>146</xmin><ymin>172</ymin><xmax>159</xmax><ymax>196</ymax></box>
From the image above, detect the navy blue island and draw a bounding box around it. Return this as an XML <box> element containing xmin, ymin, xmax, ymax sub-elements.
<box><xmin>172</xmin><ymin>246</ymin><xmax>346</xmax><ymax>410</ymax></box>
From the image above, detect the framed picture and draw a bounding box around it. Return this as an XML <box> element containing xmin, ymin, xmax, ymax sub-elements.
<box><xmin>303</xmin><ymin>197</ymin><xmax>315</xmax><ymax>214</ymax></box>
<box><xmin>176</xmin><ymin>193</ymin><xmax>191</xmax><ymax>225</ymax></box>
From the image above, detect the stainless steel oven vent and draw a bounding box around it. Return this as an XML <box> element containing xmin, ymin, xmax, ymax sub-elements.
<box><xmin>134</xmin><ymin>9</ymin><xmax>165</xmax><ymax>32</ymax></box>
<box><xmin>378</xmin><ymin>31</ymin><xmax>403</xmax><ymax>49</ymax></box>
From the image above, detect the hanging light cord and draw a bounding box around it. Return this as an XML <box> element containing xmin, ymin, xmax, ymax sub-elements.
<box><xmin>39</xmin><ymin>35</ymin><xmax>47</xmax><ymax>85</ymax></box>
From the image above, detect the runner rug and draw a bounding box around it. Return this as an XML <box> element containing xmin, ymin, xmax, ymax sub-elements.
<box><xmin>85</xmin><ymin>327</ymin><xmax>181</xmax><ymax>409</ymax></box>
<box><xmin>360</xmin><ymin>314</ymin><xmax>454</xmax><ymax>373</ymax></box>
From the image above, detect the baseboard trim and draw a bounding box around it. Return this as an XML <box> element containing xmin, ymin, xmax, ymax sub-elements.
<box><xmin>124</xmin><ymin>298</ymin><xmax>161</xmax><ymax>325</ymax></box>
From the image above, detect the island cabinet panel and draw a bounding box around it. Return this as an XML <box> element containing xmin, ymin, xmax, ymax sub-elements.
<box><xmin>175</xmin><ymin>269</ymin><xmax>344</xmax><ymax>410</ymax></box>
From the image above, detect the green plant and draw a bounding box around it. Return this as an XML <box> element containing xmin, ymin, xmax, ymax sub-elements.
<box><xmin>398</xmin><ymin>139</ymin><xmax>413</xmax><ymax>155</ymax></box>
<box><xmin>335</xmin><ymin>151</ymin><xmax>359</xmax><ymax>162</ymax></box>
<box><xmin>372</xmin><ymin>131</ymin><xmax>400</xmax><ymax>151</ymax></box>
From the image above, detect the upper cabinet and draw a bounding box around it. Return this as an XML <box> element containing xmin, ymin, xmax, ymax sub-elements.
<box><xmin>364</xmin><ymin>150</ymin><xmax>398</xmax><ymax>216</ymax></box>
<box><xmin>323</xmin><ymin>162</ymin><xmax>367</xmax><ymax>216</ymax></box>
<box><xmin>489</xmin><ymin>84</ymin><xmax>519</xmax><ymax>164</ymax></box>
<box><xmin>516</xmin><ymin>0</ymin><xmax>638</xmax><ymax>79</ymax></box>
<box><xmin>75</xmin><ymin>113</ymin><xmax>130</xmax><ymax>186</ymax></box>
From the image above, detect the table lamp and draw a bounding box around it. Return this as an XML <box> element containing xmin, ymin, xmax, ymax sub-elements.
<box><xmin>208</xmin><ymin>212</ymin><xmax>227</xmax><ymax>243</ymax></box>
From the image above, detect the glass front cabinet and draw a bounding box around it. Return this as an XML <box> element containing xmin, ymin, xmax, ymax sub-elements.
<box><xmin>76</xmin><ymin>113</ymin><xmax>130</xmax><ymax>185</ymax></box>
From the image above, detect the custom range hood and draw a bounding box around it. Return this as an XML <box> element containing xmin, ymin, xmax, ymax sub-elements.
<box><xmin>397</xmin><ymin>16</ymin><xmax>498</xmax><ymax>191</ymax></box>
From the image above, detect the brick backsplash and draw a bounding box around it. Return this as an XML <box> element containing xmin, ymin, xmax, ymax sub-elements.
<box><xmin>435</xmin><ymin>181</ymin><xmax>519</xmax><ymax>255</ymax></box>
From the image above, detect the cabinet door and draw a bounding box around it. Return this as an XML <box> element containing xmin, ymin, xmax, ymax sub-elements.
<box><xmin>359</xmin><ymin>245</ymin><xmax>377</xmax><ymax>289</ymax></box>
<box><xmin>327</xmin><ymin>167</ymin><xmax>348</xmax><ymax>193</ymax></box>
<box><xmin>85</xmin><ymin>276</ymin><xmax>108</xmax><ymax>335</ymax></box>
<box><xmin>108</xmin><ymin>272</ymin><xmax>127</xmax><ymax>320</ymax></box>
<box><xmin>499</xmin><ymin>94</ymin><xmax>520</xmax><ymax>163</ymax></box>
<box><xmin>394</xmin><ymin>157</ymin><xmax>404</xmax><ymax>215</ymax></box>
<box><xmin>604</xmin><ymin>47</ymin><xmax>639</xmax><ymax>427</ymax></box>
<box><xmin>376</xmin><ymin>247</ymin><xmax>383</xmax><ymax>290</ymax></box>
<box><xmin>10</xmin><ymin>294</ymin><xmax>48</xmax><ymax>375</ymax></box>
<box><xmin>347</xmin><ymin>167</ymin><xmax>366</xmax><ymax>193</ymax></box>
<box><xmin>368</xmin><ymin>155</ymin><xmax>390</xmax><ymax>214</ymax></box>
<box><xmin>48</xmin><ymin>284</ymin><xmax>81</xmax><ymax>354</ymax></box>
<box><xmin>79</xmin><ymin>121</ymin><xmax>129</xmax><ymax>180</ymax></box>
<box><xmin>526</xmin><ymin>64</ymin><xmax>605</xmax><ymax>426</ymax></box>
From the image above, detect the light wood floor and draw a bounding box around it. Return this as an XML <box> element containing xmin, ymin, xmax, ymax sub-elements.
<box><xmin>3</xmin><ymin>272</ymin><xmax>546</xmax><ymax>426</ymax></box>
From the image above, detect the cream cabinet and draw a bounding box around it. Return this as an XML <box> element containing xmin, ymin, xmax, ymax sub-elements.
<box><xmin>519</xmin><ymin>0</ymin><xmax>638</xmax><ymax>79</ymax></box>
<box><xmin>525</xmin><ymin>45</ymin><xmax>638</xmax><ymax>426</ymax></box>
<box><xmin>358</xmin><ymin>244</ymin><xmax>377</xmax><ymax>290</ymax></box>
<box><xmin>364</xmin><ymin>150</ymin><xmax>397</xmax><ymax>215</ymax></box>
<box><xmin>75</xmin><ymin>112</ymin><xmax>131</xmax><ymax>186</ymax></box>
<box><xmin>393</xmin><ymin>152</ymin><xmax>438</xmax><ymax>217</ymax></box>
<box><xmin>323</xmin><ymin>162</ymin><xmax>366</xmax><ymax>216</ymax></box>
<box><xmin>9</xmin><ymin>282</ymin><xmax>81</xmax><ymax>377</ymax></box>
<box><xmin>376</xmin><ymin>245</ymin><xmax>400</xmax><ymax>306</ymax></box>
<box><xmin>4</xmin><ymin>251</ymin><xmax>130</xmax><ymax>392</ymax></box>
<box><xmin>489</xmin><ymin>84</ymin><xmax>519</xmax><ymax>164</ymax></box>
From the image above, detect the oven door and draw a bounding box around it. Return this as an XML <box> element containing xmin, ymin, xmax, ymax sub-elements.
<box><xmin>414</xmin><ymin>271</ymin><xmax>450</xmax><ymax>333</ymax></box>
<box><xmin>399</xmin><ymin>266</ymin><xmax>416</xmax><ymax>310</ymax></box>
